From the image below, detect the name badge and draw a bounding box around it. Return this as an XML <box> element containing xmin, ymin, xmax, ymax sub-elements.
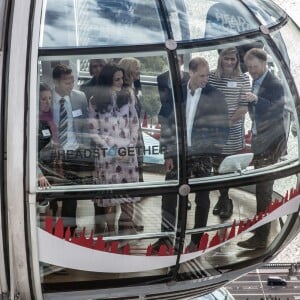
<box><xmin>42</xmin><ymin>129</ymin><xmax>51</xmax><ymax>137</ymax></box>
<box><xmin>72</xmin><ymin>109</ymin><xmax>83</xmax><ymax>118</ymax></box>
<box><xmin>227</xmin><ymin>81</ymin><xmax>237</xmax><ymax>88</ymax></box>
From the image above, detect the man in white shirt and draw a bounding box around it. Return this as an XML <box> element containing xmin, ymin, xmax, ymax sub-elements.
<box><xmin>52</xmin><ymin>63</ymin><xmax>90</xmax><ymax>235</ymax></box>
<box><xmin>154</xmin><ymin>57</ymin><xmax>229</xmax><ymax>252</ymax></box>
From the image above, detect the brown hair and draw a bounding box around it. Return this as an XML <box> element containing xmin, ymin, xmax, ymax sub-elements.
<box><xmin>189</xmin><ymin>57</ymin><xmax>209</xmax><ymax>72</ymax></box>
<box><xmin>52</xmin><ymin>64</ymin><xmax>72</xmax><ymax>80</ymax></box>
<box><xmin>40</xmin><ymin>82</ymin><xmax>51</xmax><ymax>93</ymax></box>
<box><xmin>244</xmin><ymin>48</ymin><xmax>267</xmax><ymax>63</ymax></box>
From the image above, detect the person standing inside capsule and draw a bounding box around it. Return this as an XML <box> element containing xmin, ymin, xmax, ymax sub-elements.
<box><xmin>38</xmin><ymin>83</ymin><xmax>56</xmax><ymax>189</ymax></box>
<box><xmin>89</xmin><ymin>64</ymin><xmax>140</xmax><ymax>236</ymax></box>
<box><xmin>118</xmin><ymin>58</ymin><xmax>144</xmax><ymax>180</ymax></box>
<box><xmin>209</xmin><ymin>47</ymin><xmax>251</xmax><ymax>219</ymax></box>
<box><xmin>118</xmin><ymin>57</ymin><xmax>144</xmax><ymax>232</ymax></box>
<box><xmin>51</xmin><ymin>63</ymin><xmax>90</xmax><ymax>235</ymax></box>
<box><xmin>80</xmin><ymin>58</ymin><xmax>107</xmax><ymax>101</ymax></box>
<box><xmin>237</xmin><ymin>48</ymin><xmax>287</xmax><ymax>249</ymax></box>
<box><xmin>154</xmin><ymin>57</ymin><xmax>229</xmax><ymax>252</ymax></box>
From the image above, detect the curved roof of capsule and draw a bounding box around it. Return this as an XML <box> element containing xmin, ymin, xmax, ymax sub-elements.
<box><xmin>39</xmin><ymin>0</ymin><xmax>286</xmax><ymax>49</ymax></box>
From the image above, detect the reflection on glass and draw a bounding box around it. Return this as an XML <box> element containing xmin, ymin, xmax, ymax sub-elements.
<box><xmin>38</xmin><ymin>194</ymin><xmax>176</xmax><ymax>238</ymax></box>
<box><xmin>208</xmin><ymin>47</ymin><xmax>251</xmax><ymax>220</ymax></box>
<box><xmin>181</xmin><ymin>39</ymin><xmax>298</xmax><ymax>183</ymax></box>
<box><xmin>243</xmin><ymin>0</ymin><xmax>286</xmax><ymax>27</ymax></box>
<box><xmin>157</xmin><ymin>56</ymin><xmax>229</xmax><ymax>250</ymax></box>
<box><xmin>166</xmin><ymin>0</ymin><xmax>258</xmax><ymax>41</ymax></box>
<box><xmin>38</xmin><ymin>194</ymin><xmax>176</xmax><ymax>286</ymax></box>
<box><xmin>37</xmin><ymin>40</ymin><xmax>299</xmax><ymax>193</ymax></box>
<box><xmin>178</xmin><ymin>42</ymin><xmax>298</xmax><ymax>253</ymax></box>
<box><xmin>38</xmin><ymin>64</ymin><xmax>92</xmax><ymax>188</ymax></box>
<box><xmin>40</xmin><ymin>0</ymin><xmax>165</xmax><ymax>48</ymax></box>
<box><xmin>37</xmin><ymin>176</ymin><xmax>299</xmax><ymax>285</ymax></box>
<box><xmin>89</xmin><ymin>63</ymin><xmax>140</xmax><ymax>236</ymax></box>
<box><xmin>273</xmin><ymin>21</ymin><xmax>300</xmax><ymax>152</ymax></box>
<box><xmin>37</xmin><ymin>53</ymin><xmax>179</xmax><ymax>189</ymax></box>
<box><xmin>181</xmin><ymin>177</ymin><xmax>298</xmax><ymax>277</ymax></box>
<box><xmin>38</xmin><ymin>83</ymin><xmax>56</xmax><ymax>190</ymax></box>
<box><xmin>0</xmin><ymin>0</ymin><xmax>7</xmax><ymax>50</ymax></box>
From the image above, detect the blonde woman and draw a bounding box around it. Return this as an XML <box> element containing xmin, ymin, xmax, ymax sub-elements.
<box><xmin>209</xmin><ymin>47</ymin><xmax>251</xmax><ymax>219</ymax></box>
<box><xmin>118</xmin><ymin>57</ymin><xmax>144</xmax><ymax>233</ymax></box>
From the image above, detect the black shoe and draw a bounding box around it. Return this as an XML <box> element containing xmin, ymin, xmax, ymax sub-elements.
<box><xmin>219</xmin><ymin>198</ymin><xmax>233</xmax><ymax>219</ymax></box>
<box><xmin>134</xmin><ymin>225</ymin><xmax>144</xmax><ymax>232</ymax></box>
<box><xmin>118</xmin><ymin>221</ymin><xmax>137</xmax><ymax>235</ymax></box>
<box><xmin>152</xmin><ymin>238</ymin><xmax>173</xmax><ymax>252</ymax></box>
<box><xmin>213</xmin><ymin>198</ymin><xmax>223</xmax><ymax>215</ymax></box>
<box><xmin>237</xmin><ymin>234</ymin><xmax>267</xmax><ymax>249</ymax></box>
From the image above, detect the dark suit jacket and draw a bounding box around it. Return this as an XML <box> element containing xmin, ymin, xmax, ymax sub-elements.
<box><xmin>161</xmin><ymin>83</ymin><xmax>229</xmax><ymax>158</ymax></box>
<box><xmin>80</xmin><ymin>76</ymin><xmax>97</xmax><ymax>102</ymax></box>
<box><xmin>157</xmin><ymin>70</ymin><xmax>189</xmax><ymax>119</ymax></box>
<box><xmin>249</xmin><ymin>71</ymin><xmax>287</xmax><ymax>160</ymax></box>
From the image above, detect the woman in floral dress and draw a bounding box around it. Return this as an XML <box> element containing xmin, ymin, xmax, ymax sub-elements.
<box><xmin>89</xmin><ymin>64</ymin><xmax>140</xmax><ymax>235</ymax></box>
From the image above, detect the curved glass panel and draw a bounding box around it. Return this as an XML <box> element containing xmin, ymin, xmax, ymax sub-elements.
<box><xmin>272</xmin><ymin>19</ymin><xmax>300</xmax><ymax>93</ymax></box>
<box><xmin>37</xmin><ymin>174</ymin><xmax>299</xmax><ymax>290</ymax></box>
<box><xmin>0</xmin><ymin>0</ymin><xmax>7</xmax><ymax>50</ymax></box>
<box><xmin>40</xmin><ymin>0</ymin><xmax>165</xmax><ymax>48</ymax></box>
<box><xmin>165</xmin><ymin>0</ymin><xmax>259</xmax><ymax>41</ymax></box>
<box><xmin>40</xmin><ymin>0</ymin><xmax>287</xmax><ymax>48</ymax></box>
<box><xmin>174</xmin><ymin>37</ymin><xmax>298</xmax><ymax>185</ymax></box>
<box><xmin>37</xmin><ymin>51</ymin><xmax>180</xmax><ymax>191</ymax></box>
<box><xmin>37</xmin><ymin>192</ymin><xmax>179</xmax><ymax>289</ymax></box>
<box><xmin>272</xmin><ymin>19</ymin><xmax>300</xmax><ymax>152</ymax></box>
<box><xmin>37</xmin><ymin>36</ymin><xmax>300</xmax><ymax>191</ymax></box>
<box><xmin>182</xmin><ymin>174</ymin><xmax>298</xmax><ymax>278</ymax></box>
<box><xmin>33</xmin><ymin>2</ymin><xmax>300</xmax><ymax>296</ymax></box>
<box><xmin>242</xmin><ymin>0</ymin><xmax>286</xmax><ymax>27</ymax></box>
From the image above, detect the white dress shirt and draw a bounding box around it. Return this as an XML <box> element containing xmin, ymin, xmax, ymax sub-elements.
<box><xmin>186</xmin><ymin>82</ymin><xmax>202</xmax><ymax>147</ymax></box>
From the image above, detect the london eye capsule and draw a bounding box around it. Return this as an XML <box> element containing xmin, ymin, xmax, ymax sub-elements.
<box><xmin>2</xmin><ymin>0</ymin><xmax>300</xmax><ymax>299</ymax></box>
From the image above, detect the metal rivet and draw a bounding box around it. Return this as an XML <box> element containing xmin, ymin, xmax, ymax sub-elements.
<box><xmin>179</xmin><ymin>184</ymin><xmax>190</xmax><ymax>196</ymax></box>
<box><xmin>260</xmin><ymin>25</ymin><xmax>270</xmax><ymax>34</ymax></box>
<box><xmin>165</xmin><ymin>39</ymin><xmax>177</xmax><ymax>50</ymax></box>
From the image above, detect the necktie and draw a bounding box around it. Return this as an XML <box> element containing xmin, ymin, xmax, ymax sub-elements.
<box><xmin>252</xmin><ymin>80</ymin><xmax>260</xmax><ymax>95</ymax></box>
<box><xmin>58</xmin><ymin>98</ymin><xmax>68</xmax><ymax>147</ymax></box>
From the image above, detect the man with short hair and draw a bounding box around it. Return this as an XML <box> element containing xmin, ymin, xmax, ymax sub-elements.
<box><xmin>154</xmin><ymin>57</ymin><xmax>229</xmax><ymax>252</ymax></box>
<box><xmin>237</xmin><ymin>48</ymin><xmax>287</xmax><ymax>249</ymax></box>
<box><xmin>52</xmin><ymin>63</ymin><xmax>90</xmax><ymax>234</ymax></box>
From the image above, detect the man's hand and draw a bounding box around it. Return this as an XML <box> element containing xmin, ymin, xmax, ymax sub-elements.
<box><xmin>164</xmin><ymin>158</ymin><xmax>174</xmax><ymax>172</ymax></box>
<box><xmin>242</xmin><ymin>92</ymin><xmax>258</xmax><ymax>103</ymax></box>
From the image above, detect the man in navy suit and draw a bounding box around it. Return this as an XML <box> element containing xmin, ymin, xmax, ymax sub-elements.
<box><xmin>237</xmin><ymin>48</ymin><xmax>287</xmax><ymax>249</ymax></box>
<box><xmin>51</xmin><ymin>64</ymin><xmax>90</xmax><ymax>234</ymax></box>
<box><xmin>153</xmin><ymin>57</ymin><xmax>229</xmax><ymax>251</ymax></box>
